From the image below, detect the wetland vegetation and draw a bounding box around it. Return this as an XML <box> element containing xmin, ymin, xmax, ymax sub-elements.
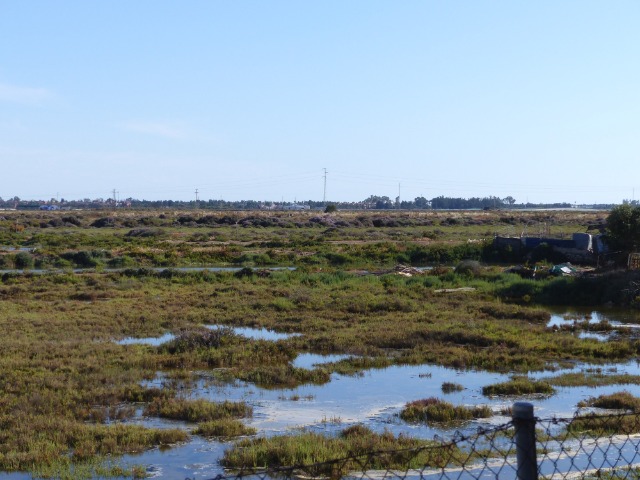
<box><xmin>399</xmin><ymin>398</ymin><xmax>493</xmax><ymax>424</ymax></box>
<box><xmin>0</xmin><ymin>209</ymin><xmax>639</xmax><ymax>477</ymax></box>
<box><xmin>221</xmin><ymin>425</ymin><xmax>464</xmax><ymax>475</ymax></box>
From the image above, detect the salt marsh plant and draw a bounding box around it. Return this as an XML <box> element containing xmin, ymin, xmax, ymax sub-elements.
<box><xmin>482</xmin><ymin>377</ymin><xmax>555</xmax><ymax>396</ymax></box>
<box><xmin>144</xmin><ymin>398</ymin><xmax>252</xmax><ymax>422</ymax></box>
<box><xmin>546</xmin><ymin>371</ymin><xmax>640</xmax><ymax>388</ymax></box>
<box><xmin>400</xmin><ymin>398</ymin><xmax>492</xmax><ymax>424</ymax></box>
<box><xmin>222</xmin><ymin>425</ymin><xmax>464</xmax><ymax>475</ymax></box>
<box><xmin>441</xmin><ymin>382</ymin><xmax>464</xmax><ymax>393</ymax></box>
<box><xmin>567</xmin><ymin>413</ymin><xmax>640</xmax><ymax>436</ymax></box>
<box><xmin>194</xmin><ymin>419</ymin><xmax>257</xmax><ymax>438</ymax></box>
<box><xmin>577</xmin><ymin>392</ymin><xmax>640</xmax><ymax>411</ymax></box>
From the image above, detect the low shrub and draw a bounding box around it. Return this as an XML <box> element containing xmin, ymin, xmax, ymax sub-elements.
<box><xmin>455</xmin><ymin>260</ymin><xmax>483</xmax><ymax>277</ymax></box>
<box><xmin>14</xmin><ymin>252</ymin><xmax>34</xmax><ymax>269</ymax></box>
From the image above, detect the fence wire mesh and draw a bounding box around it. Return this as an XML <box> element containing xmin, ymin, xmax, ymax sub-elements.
<box><xmin>201</xmin><ymin>410</ymin><xmax>640</xmax><ymax>480</ymax></box>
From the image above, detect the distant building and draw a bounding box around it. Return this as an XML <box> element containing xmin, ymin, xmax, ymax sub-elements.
<box><xmin>282</xmin><ymin>204</ymin><xmax>310</xmax><ymax>211</ymax></box>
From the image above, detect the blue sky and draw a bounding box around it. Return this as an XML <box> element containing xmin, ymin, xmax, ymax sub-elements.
<box><xmin>1</xmin><ymin>1</ymin><xmax>639</xmax><ymax>204</ymax></box>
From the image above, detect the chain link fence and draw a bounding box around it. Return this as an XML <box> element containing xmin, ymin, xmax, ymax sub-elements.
<box><xmin>197</xmin><ymin>403</ymin><xmax>640</xmax><ymax>480</ymax></box>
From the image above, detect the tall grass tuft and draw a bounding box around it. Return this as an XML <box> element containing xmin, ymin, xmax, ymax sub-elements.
<box><xmin>144</xmin><ymin>398</ymin><xmax>252</xmax><ymax>422</ymax></box>
<box><xmin>400</xmin><ymin>398</ymin><xmax>492</xmax><ymax>424</ymax></box>
<box><xmin>482</xmin><ymin>377</ymin><xmax>555</xmax><ymax>396</ymax></box>
<box><xmin>222</xmin><ymin>426</ymin><xmax>465</xmax><ymax>475</ymax></box>
<box><xmin>194</xmin><ymin>419</ymin><xmax>257</xmax><ymax>438</ymax></box>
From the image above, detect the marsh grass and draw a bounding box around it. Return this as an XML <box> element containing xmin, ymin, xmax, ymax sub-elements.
<box><xmin>0</xmin><ymin>209</ymin><xmax>634</xmax><ymax>475</ymax></box>
<box><xmin>238</xmin><ymin>365</ymin><xmax>331</xmax><ymax>389</ymax></box>
<box><xmin>144</xmin><ymin>398</ymin><xmax>252</xmax><ymax>422</ymax></box>
<box><xmin>222</xmin><ymin>425</ymin><xmax>466</xmax><ymax>475</ymax></box>
<box><xmin>194</xmin><ymin>419</ymin><xmax>257</xmax><ymax>438</ymax></box>
<box><xmin>400</xmin><ymin>398</ymin><xmax>492</xmax><ymax>424</ymax></box>
<box><xmin>546</xmin><ymin>372</ymin><xmax>640</xmax><ymax>388</ymax></box>
<box><xmin>441</xmin><ymin>382</ymin><xmax>464</xmax><ymax>393</ymax></box>
<box><xmin>567</xmin><ymin>413</ymin><xmax>640</xmax><ymax>436</ymax></box>
<box><xmin>32</xmin><ymin>458</ymin><xmax>148</xmax><ymax>480</ymax></box>
<box><xmin>577</xmin><ymin>392</ymin><xmax>640</xmax><ymax>411</ymax></box>
<box><xmin>482</xmin><ymin>377</ymin><xmax>555</xmax><ymax>396</ymax></box>
<box><xmin>161</xmin><ymin>326</ymin><xmax>236</xmax><ymax>353</ymax></box>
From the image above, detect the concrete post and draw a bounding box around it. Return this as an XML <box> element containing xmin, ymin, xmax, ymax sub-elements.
<box><xmin>513</xmin><ymin>402</ymin><xmax>538</xmax><ymax>480</ymax></box>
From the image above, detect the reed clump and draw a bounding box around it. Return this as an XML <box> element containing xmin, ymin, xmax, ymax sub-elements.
<box><xmin>161</xmin><ymin>327</ymin><xmax>236</xmax><ymax>353</ymax></box>
<box><xmin>222</xmin><ymin>425</ymin><xmax>463</xmax><ymax>475</ymax></box>
<box><xmin>238</xmin><ymin>365</ymin><xmax>331</xmax><ymax>389</ymax></box>
<box><xmin>567</xmin><ymin>413</ymin><xmax>640</xmax><ymax>436</ymax></box>
<box><xmin>577</xmin><ymin>391</ymin><xmax>640</xmax><ymax>411</ymax></box>
<box><xmin>194</xmin><ymin>419</ymin><xmax>257</xmax><ymax>438</ymax></box>
<box><xmin>546</xmin><ymin>371</ymin><xmax>640</xmax><ymax>388</ymax></box>
<box><xmin>482</xmin><ymin>377</ymin><xmax>555</xmax><ymax>396</ymax></box>
<box><xmin>400</xmin><ymin>397</ymin><xmax>492</xmax><ymax>424</ymax></box>
<box><xmin>441</xmin><ymin>382</ymin><xmax>464</xmax><ymax>393</ymax></box>
<box><xmin>144</xmin><ymin>398</ymin><xmax>252</xmax><ymax>422</ymax></box>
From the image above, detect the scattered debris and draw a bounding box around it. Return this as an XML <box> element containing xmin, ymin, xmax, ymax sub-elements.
<box><xmin>549</xmin><ymin>263</ymin><xmax>578</xmax><ymax>276</ymax></box>
<box><xmin>394</xmin><ymin>264</ymin><xmax>423</xmax><ymax>277</ymax></box>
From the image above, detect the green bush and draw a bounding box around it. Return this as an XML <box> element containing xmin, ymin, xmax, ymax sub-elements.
<box><xmin>324</xmin><ymin>205</ymin><xmax>337</xmax><ymax>213</ymax></box>
<box><xmin>455</xmin><ymin>260</ymin><xmax>482</xmax><ymax>277</ymax></box>
<box><xmin>14</xmin><ymin>252</ymin><xmax>34</xmax><ymax>269</ymax></box>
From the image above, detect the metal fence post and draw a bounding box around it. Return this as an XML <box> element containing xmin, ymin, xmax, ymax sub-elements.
<box><xmin>513</xmin><ymin>402</ymin><xmax>538</xmax><ymax>480</ymax></box>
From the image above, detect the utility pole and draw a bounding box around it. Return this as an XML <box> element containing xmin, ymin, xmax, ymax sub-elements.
<box><xmin>112</xmin><ymin>188</ymin><xmax>117</xmax><ymax>208</ymax></box>
<box><xmin>195</xmin><ymin>188</ymin><xmax>199</xmax><ymax>209</ymax></box>
<box><xmin>323</xmin><ymin>168</ymin><xmax>328</xmax><ymax>204</ymax></box>
<box><xmin>398</xmin><ymin>183</ymin><xmax>401</xmax><ymax>208</ymax></box>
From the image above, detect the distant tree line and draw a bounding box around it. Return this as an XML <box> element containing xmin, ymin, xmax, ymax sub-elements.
<box><xmin>0</xmin><ymin>195</ymin><xmax>616</xmax><ymax>211</ymax></box>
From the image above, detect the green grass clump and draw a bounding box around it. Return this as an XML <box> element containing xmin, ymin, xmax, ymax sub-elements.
<box><xmin>238</xmin><ymin>365</ymin><xmax>331</xmax><ymax>389</ymax></box>
<box><xmin>567</xmin><ymin>413</ymin><xmax>640</xmax><ymax>436</ymax></box>
<box><xmin>144</xmin><ymin>398</ymin><xmax>252</xmax><ymax>422</ymax></box>
<box><xmin>546</xmin><ymin>371</ymin><xmax>640</xmax><ymax>388</ymax></box>
<box><xmin>400</xmin><ymin>397</ymin><xmax>492</xmax><ymax>424</ymax></box>
<box><xmin>32</xmin><ymin>458</ymin><xmax>148</xmax><ymax>480</ymax></box>
<box><xmin>577</xmin><ymin>391</ymin><xmax>640</xmax><ymax>411</ymax></box>
<box><xmin>222</xmin><ymin>425</ymin><xmax>463</xmax><ymax>476</ymax></box>
<box><xmin>441</xmin><ymin>382</ymin><xmax>464</xmax><ymax>393</ymax></box>
<box><xmin>482</xmin><ymin>377</ymin><xmax>555</xmax><ymax>396</ymax></box>
<box><xmin>0</xmin><ymin>417</ymin><xmax>188</xmax><ymax>470</ymax></box>
<box><xmin>160</xmin><ymin>327</ymin><xmax>235</xmax><ymax>353</ymax></box>
<box><xmin>194</xmin><ymin>419</ymin><xmax>257</xmax><ymax>438</ymax></box>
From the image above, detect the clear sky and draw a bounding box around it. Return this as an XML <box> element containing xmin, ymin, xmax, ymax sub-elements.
<box><xmin>1</xmin><ymin>1</ymin><xmax>639</xmax><ymax>204</ymax></box>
